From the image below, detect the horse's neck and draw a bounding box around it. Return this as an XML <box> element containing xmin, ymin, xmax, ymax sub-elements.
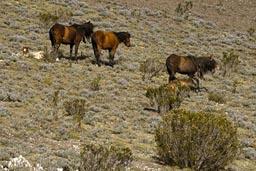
<box><xmin>113</xmin><ymin>32</ymin><xmax>125</xmax><ymax>43</ymax></box>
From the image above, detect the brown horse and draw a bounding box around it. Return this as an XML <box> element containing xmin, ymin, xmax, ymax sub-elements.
<box><xmin>49</xmin><ymin>21</ymin><xmax>94</xmax><ymax>61</ymax></box>
<box><xmin>91</xmin><ymin>30</ymin><xmax>131</xmax><ymax>67</ymax></box>
<box><xmin>166</xmin><ymin>54</ymin><xmax>217</xmax><ymax>89</ymax></box>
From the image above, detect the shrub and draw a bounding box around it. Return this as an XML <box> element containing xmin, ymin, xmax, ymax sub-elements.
<box><xmin>43</xmin><ymin>46</ymin><xmax>59</xmax><ymax>63</ymax></box>
<box><xmin>247</xmin><ymin>27</ymin><xmax>255</xmax><ymax>36</ymax></box>
<box><xmin>140</xmin><ymin>59</ymin><xmax>164</xmax><ymax>81</ymax></box>
<box><xmin>39</xmin><ymin>9</ymin><xmax>73</xmax><ymax>27</ymax></box>
<box><xmin>155</xmin><ymin>109</ymin><xmax>238</xmax><ymax>171</ymax></box>
<box><xmin>90</xmin><ymin>76</ymin><xmax>101</xmax><ymax>91</ymax></box>
<box><xmin>175</xmin><ymin>0</ymin><xmax>193</xmax><ymax>20</ymax></box>
<box><xmin>208</xmin><ymin>92</ymin><xmax>225</xmax><ymax>104</ymax></box>
<box><xmin>145</xmin><ymin>83</ymin><xmax>189</xmax><ymax>113</ymax></box>
<box><xmin>64</xmin><ymin>98</ymin><xmax>86</xmax><ymax>126</ymax></box>
<box><xmin>220</xmin><ymin>51</ymin><xmax>240</xmax><ymax>77</ymax></box>
<box><xmin>80</xmin><ymin>143</ymin><xmax>133</xmax><ymax>171</ymax></box>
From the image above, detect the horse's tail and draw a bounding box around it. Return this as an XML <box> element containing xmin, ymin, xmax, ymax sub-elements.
<box><xmin>91</xmin><ymin>34</ymin><xmax>102</xmax><ymax>66</ymax></box>
<box><xmin>91</xmin><ymin>34</ymin><xmax>99</xmax><ymax>58</ymax></box>
<box><xmin>49</xmin><ymin>26</ymin><xmax>55</xmax><ymax>47</ymax></box>
<box><xmin>166</xmin><ymin>56</ymin><xmax>175</xmax><ymax>82</ymax></box>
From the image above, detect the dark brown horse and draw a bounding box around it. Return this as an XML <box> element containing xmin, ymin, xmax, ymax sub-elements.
<box><xmin>49</xmin><ymin>21</ymin><xmax>94</xmax><ymax>61</ymax></box>
<box><xmin>91</xmin><ymin>30</ymin><xmax>131</xmax><ymax>67</ymax></box>
<box><xmin>166</xmin><ymin>54</ymin><xmax>217</xmax><ymax>90</ymax></box>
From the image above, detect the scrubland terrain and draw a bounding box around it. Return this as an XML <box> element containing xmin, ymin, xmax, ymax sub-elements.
<box><xmin>0</xmin><ymin>0</ymin><xmax>255</xmax><ymax>170</ymax></box>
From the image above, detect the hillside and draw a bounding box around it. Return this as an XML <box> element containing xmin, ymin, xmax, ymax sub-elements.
<box><xmin>0</xmin><ymin>0</ymin><xmax>255</xmax><ymax>170</ymax></box>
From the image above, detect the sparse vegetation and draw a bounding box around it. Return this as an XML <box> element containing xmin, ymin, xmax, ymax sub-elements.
<box><xmin>39</xmin><ymin>9</ymin><xmax>73</xmax><ymax>28</ymax></box>
<box><xmin>220</xmin><ymin>51</ymin><xmax>240</xmax><ymax>76</ymax></box>
<box><xmin>80</xmin><ymin>143</ymin><xmax>133</xmax><ymax>171</ymax></box>
<box><xmin>90</xmin><ymin>76</ymin><xmax>101</xmax><ymax>91</ymax></box>
<box><xmin>155</xmin><ymin>109</ymin><xmax>238</xmax><ymax>171</ymax></box>
<box><xmin>247</xmin><ymin>27</ymin><xmax>255</xmax><ymax>36</ymax></box>
<box><xmin>140</xmin><ymin>59</ymin><xmax>164</xmax><ymax>81</ymax></box>
<box><xmin>0</xmin><ymin>0</ymin><xmax>255</xmax><ymax>170</ymax></box>
<box><xmin>64</xmin><ymin>98</ymin><xmax>86</xmax><ymax>127</ymax></box>
<box><xmin>175</xmin><ymin>0</ymin><xmax>193</xmax><ymax>20</ymax></box>
<box><xmin>208</xmin><ymin>91</ymin><xmax>225</xmax><ymax>104</ymax></box>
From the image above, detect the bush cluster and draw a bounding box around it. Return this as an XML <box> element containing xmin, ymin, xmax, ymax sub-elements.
<box><xmin>155</xmin><ymin>109</ymin><xmax>238</xmax><ymax>171</ymax></box>
<box><xmin>80</xmin><ymin>143</ymin><xmax>133</xmax><ymax>171</ymax></box>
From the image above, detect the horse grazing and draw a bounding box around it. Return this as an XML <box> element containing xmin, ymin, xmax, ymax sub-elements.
<box><xmin>49</xmin><ymin>21</ymin><xmax>94</xmax><ymax>61</ymax></box>
<box><xmin>91</xmin><ymin>30</ymin><xmax>131</xmax><ymax>67</ymax></box>
<box><xmin>166</xmin><ymin>54</ymin><xmax>217</xmax><ymax>89</ymax></box>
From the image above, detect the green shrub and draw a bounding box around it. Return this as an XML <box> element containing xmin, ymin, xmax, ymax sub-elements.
<box><xmin>208</xmin><ymin>92</ymin><xmax>225</xmax><ymax>104</ymax></box>
<box><xmin>175</xmin><ymin>0</ymin><xmax>193</xmax><ymax>19</ymax></box>
<box><xmin>155</xmin><ymin>109</ymin><xmax>238</xmax><ymax>171</ymax></box>
<box><xmin>140</xmin><ymin>59</ymin><xmax>164</xmax><ymax>81</ymax></box>
<box><xmin>221</xmin><ymin>51</ymin><xmax>240</xmax><ymax>76</ymax></box>
<box><xmin>80</xmin><ymin>143</ymin><xmax>133</xmax><ymax>171</ymax></box>
<box><xmin>145</xmin><ymin>83</ymin><xmax>189</xmax><ymax>113</ymax></box>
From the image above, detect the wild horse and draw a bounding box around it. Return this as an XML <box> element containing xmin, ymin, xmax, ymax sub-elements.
<box><xmin>49</xmin><ymin>21</ymin><xmax>94</xmax><ymax>61</ymax></box>
<box><xmin>166</xmin><ymin>54</ymin><xmax>217</xmax><ymax>90</ymax></box>
<box><xmin>91</xmin><ymin>30</ymin><xmax>131</xmax><ymax>67</ymax></box>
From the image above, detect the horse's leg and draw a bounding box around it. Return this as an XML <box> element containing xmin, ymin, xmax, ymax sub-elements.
<box><xmin>95</xmin><ymin>46</ymin><xmax>102</xmax><ymax>66</ymax></box>
<box><xmin>70</xmin><ymin>44</ymin><xmax>74</xmax><ymax>61</ymax></box>
<box><xmin>167</xmin><ymin>69</ymin><xmax>176</xmax><ymax>83</ymax></box>
<box><xmin>109</xmin><ymin>48</ymin><xmax>116</xmax><ymax>67</ymax></box>
<box><xmin>74</xmin><ymin>43</ymin><xmax>80</xmax><ymax>63</ymax></box>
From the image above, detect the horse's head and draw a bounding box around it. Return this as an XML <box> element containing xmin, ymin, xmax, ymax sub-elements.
<box><xmin>81</xmin><ymin>21</ymin><xmax>94</xmax><ymax>40</ymax></box>
<box><xmin>124</xmin><ymin>32</ymin><xmax>131</xmax><ymax>47</ymax></box>
<box><xmin>208</xmin><ymin>55</ymin><xmax>217</xmax><ymax>74</ymax></box>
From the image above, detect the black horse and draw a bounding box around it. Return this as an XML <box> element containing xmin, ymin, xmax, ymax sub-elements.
<box><xmin>49</xmin><ymin>21</ymin><xmax>94</xmax><ymax>61</ymax></box>
<box><xmin>166</xmin><ymin>54</ymin><xmax>217</xmax><ymax>90</ymax></box>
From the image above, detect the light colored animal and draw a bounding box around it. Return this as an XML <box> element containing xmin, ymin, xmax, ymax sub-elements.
<box><xmin>22</xmin><ymin>47</ymin><xmax>45</xmax><ymax>59</ymax></box>
<box><xmin>166</xmin><ymin>78</ymin><xmax>197</xmax><ymax>91</ymax></box>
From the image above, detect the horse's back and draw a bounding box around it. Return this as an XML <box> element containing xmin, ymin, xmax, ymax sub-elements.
<box><xmin>92</xmin><ymin>30</ymin><xmax>118</xmax><ymax>48</ymax></box>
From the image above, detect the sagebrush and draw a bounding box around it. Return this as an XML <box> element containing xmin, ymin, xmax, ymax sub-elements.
<box><xmin>80</xmin><ymin>143</ymin><xmax>133</xmax><ymax>171</ymax></box>
<box><xmin>155</xmin><ymin>109</ymin><xmax>238</xmax><ymax>171</ymax></box>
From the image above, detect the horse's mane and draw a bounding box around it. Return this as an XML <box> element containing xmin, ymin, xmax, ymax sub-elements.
<box><xmin>72</xmin><ymin>22</ymin><xmax>94</xmax><ymax>38</ymax></box>
<box><xmin>195</xmin><ymin>57</ymin><xmax>217</xmax><ymax>77</ymax></box>
<box><xmin>113</xmin><ymin>32</ymin><xmax>130</xmax><ymax>43</ymax></box>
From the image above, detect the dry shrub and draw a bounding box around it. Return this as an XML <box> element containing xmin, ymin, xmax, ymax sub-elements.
<box><xmin>220</xmin><ymin>51</ymin><xmax>240</xmax><ymax>77</ymax></box>
<box><xmin>140</xmin><ymin>59</ymin><xmax>164</xmax><ymax>81</ymax></box>
<box><xmin>155</xmin><ymin>109</ymin><xmax>238</xmax><ymax>171</ymax></box>
<box><xmin>208</xmin><ymin>92</ymin><xmax>225</xmax><ymax>104</ymax></box>
<box><xmin>39</xmin><ymin>9</ymin><xmax>73</xmax><ymax>27</ymax></box>
<box><xmin>145</xmin><ymin>83</ymin><xmax>189</xmax><ymax>113</ymax></box>
<box><xmin>80</xmin><ymin>143</ymin><xmax>133</xmax><ymax>171</ymax></box>
<box><xmin>64</xmin><ymin>98</ymin><xmax>86</xmax><ymax>126</ymax></box>
<box><xmin>90</xmin><ymin>76</ymin><xmax>101</xmax><ymax>91</ymax></box>
<box><xmin>175</xmin><ymin>0</ymin><xmax>193</xmax><ymax>20</ymax></box>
